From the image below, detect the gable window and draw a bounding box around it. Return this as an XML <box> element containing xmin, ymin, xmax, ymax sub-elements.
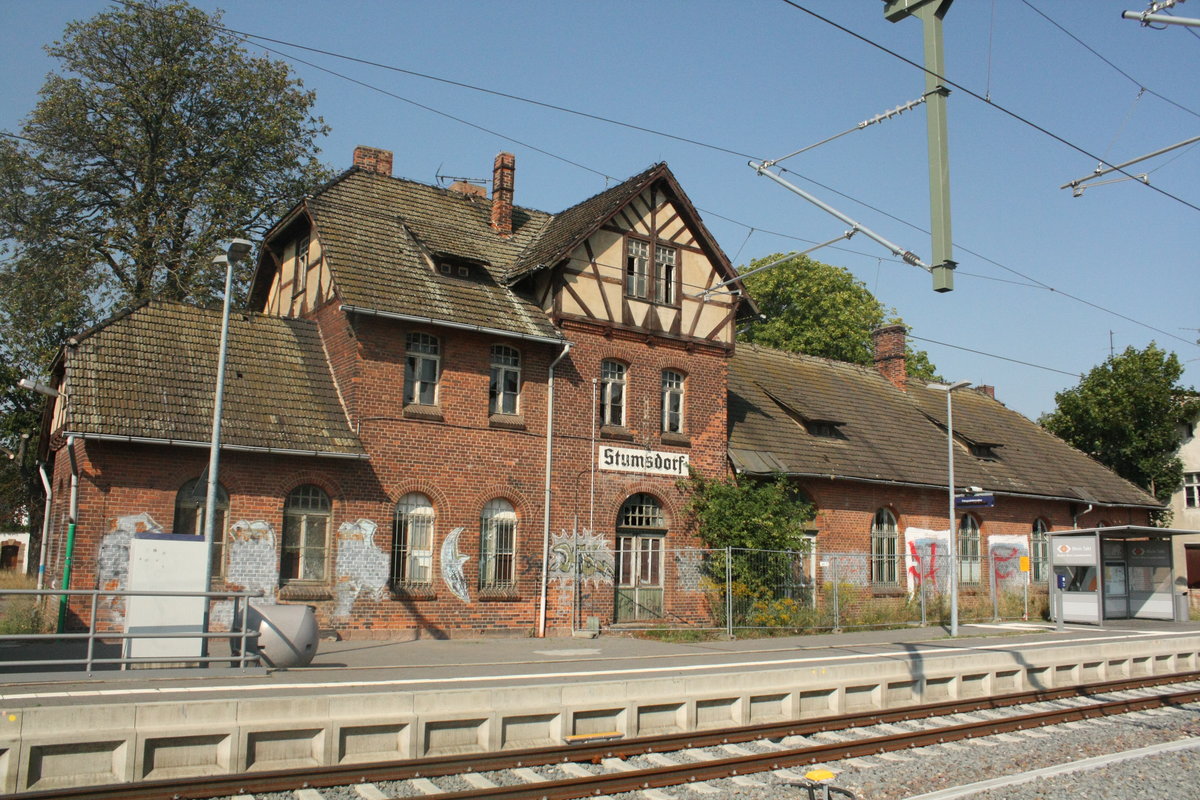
<box><xmin>625</xmin><ymin>239</ymin><xmax>649</xmax><ymax>299</ymax></box>
<box><xmin>294</xmin><ymin>236</ymin><xmax>310</xmax><ymax>296</ymax></box>
<box><xmin>655</xmin><ymin>244</ymin><xmax>677</xmax><ymax>304</ymax></box>
<box><xmin>958</xmin><ymin>514</ymin><xmax>981</xmax><ymax>586</ymax></box>
<box><xmin>625</xmin><ymin>237</ymin><xmax>678</xmax><ymax>305</ymax></box>
<box><xmin>1031</xmin><ymin>518</ymin><xmax>1049</xmax><ymax>583</ymax></box>
<box><xmin>601</xmin><ymin>360</ymin><xmax>627</xmax><ymax>427</ymax></box>
<box><xmin>480</xmin><ymin>498</ymin><xmax>517</xmax><ymax>589</ymax></box>
<box><xmin>392</xmin><ymin>493</ymin><xmax>434</xmax><ymax>586</ymax></box>
<box><xmin>405</xmin><ymin>332</ymin><xmax>439</xmax><ymax>406</ymax></box>
<box><xmin>281</xmin><ymin>484</ymin><xmax>330</xmax><ymax>584</ymax></box>
<box><xmin>870</xmin><ymin>508</ymin><xmax>899</xmax><ymax>585</ymax></box>
<box><xmin>661</xmin><ymin>370</ymin><xmax>684</xmax><ymax>434</ymax></box>
<box><xmin>174</xmin><ymin>478</ymin><xmax>228</xmax><ymax>579</ymax></box>
<box><xmin>489</xmin><ymin>345</ymin><xmax>521</xmax><ymax>416</ymax></box>
<box><xmin>1186</xmin><ymin>472</ymin><xmax>1200</xmax><ymax>509</ymax></box>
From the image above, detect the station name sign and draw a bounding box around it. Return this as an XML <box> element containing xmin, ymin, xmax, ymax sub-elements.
<box><xmin>599</xmin><ymin>446</ymin><xmax>690</xmax><ymax>477</ymax></box>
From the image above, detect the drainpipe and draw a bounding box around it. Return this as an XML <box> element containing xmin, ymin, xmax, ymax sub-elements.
<box><xmin>36</xmin><ymin>462</ymin><xmax>52</xmax><ymax>591</ymax></box>
<box><xmin>538</xmin><ymin>341</ymin><xmax>572</xmax><ymax>638</ymax></box>
<box><xmin>1073</xmin><ymin>504</ymin><xmax>1093</xmax><ymax>529</ymax></box>
<box><xmin>56</xmin><ymin>436</ymin><xmax>79</xmax><ymax>634</ymax></box>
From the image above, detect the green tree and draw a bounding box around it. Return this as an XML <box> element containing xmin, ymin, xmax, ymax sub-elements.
<box><xmin>737</xmin><ymin>253</ymin><xmax>939</xmax><ymax>381</ymax></box>
<box><xmin>1042</xmin><ymin>344</ymin><xmax>1198</xmax><ymax>511</ymax></box>
<box><xmin>683</xmin><ymin>472</ymin><xmax>813</xmax><ymax>552</ymax></box>
<box><xmin>0</xmin><ymin>0</ymin><xmax>331</xmax><ymax>375</ymax></box>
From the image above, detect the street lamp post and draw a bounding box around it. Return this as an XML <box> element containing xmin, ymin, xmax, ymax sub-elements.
<box><xmin>201</xmin><ymin>239</ymin><xmax>252</xmax><ymax>652</ymax></box>
<box><xmin>932</xmin><ymin>379</ymin><xmax>970</xmax><ymax>637</ymax></box>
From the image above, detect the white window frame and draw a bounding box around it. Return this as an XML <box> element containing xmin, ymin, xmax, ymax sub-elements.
<box><xmin>1031</xmin><ymin>518</ymin><xmax>1049</xmax><ymax>583</ymax></box>
<box><xmin>1186</xmin><ymin>472</ymin><xmax>1200</xmax><ymax>509</ymax></box>
<box><xmin>480</xmin><ymin>498</ymin><xmax>517</xmax><ymax>589</ymax></box>
<box><xmin>661</xmin><ymin>370</ymin><xmax>684</xmax><ymax>434</ymax></box>
<box><xmin>294</xmin><ymin>236</ymin><xmax>310</xmax><ymax>296</ymax></box>
<box><xmin>870</xmin><ymin>508</ymin><xmax>899</xmax><ymax>585</ymax></box>
<box><xmin>281</xmin><ymin>484</ymin><xmax>330</xmax><ymax>584</ymax></box>
<box><xmin>392</xmin><ymin>493</ymin><xmax>434</xmax><ymax>586</ymax></box>
<box><xmin>654</xmin><ymin>243</ymin><xmax>677</xmax><ymax>304</ymax></box>
<box><xmin>625</xmin><ymin>238</ymin><xmax>649</xmax><ymax>299</ymax></box>
<box><xmin>405</xmin><ymin>332</ymin><xmax>440</xmax><ymax>406</ymax></box>
<box><xmin>958</xmin><ymin>514</ymin><xmax>981</xmax><ymax>586</ymax></box>
<box><xmin>601</xmin><ymin>360</ymin><xmax>627</xmax><ymax>427</ymax></box>
<box><xmin>489</xmin><ymin>345</ymin><xmax>521</xmax><ymax>416</ymax></box>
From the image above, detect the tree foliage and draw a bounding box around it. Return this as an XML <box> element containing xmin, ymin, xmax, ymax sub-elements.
<box><xmin>1042</xmin><ymin>344</ymin><xmax>1198</xmax><ymax>509</ymax></box>
<box><xmin>736</xmin><ymin>253</ymin><xmax>939</xmax><ymax>381</ymax></box>
<box><xmin>682</xmin><ymin>471</ymin><xmax>814</xmax><ymax>552</ymax></box>
<box><xmin>0</xmin><ymin>0</ymin><xmax>331</xmax><ymax>375</ymax></box>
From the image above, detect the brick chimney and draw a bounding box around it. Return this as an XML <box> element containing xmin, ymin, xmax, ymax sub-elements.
<box><xmin>491</xmin><ymin>152</ymin><xmax>515</xmax><ymax>235</ymax></box>
<box><xmin>975</xmin><ymin>385</ymin><xmax>995</xmax><ymax>399</ymax></box>
<box><xmin>353</xmin><ymin>146</ymin><xmax>393</xmax><ymax>176</ymax></box>
<box><xmin>872</xmin><ymin>323</ymin><xmax>908</xmax><ymax>391</ymax></box>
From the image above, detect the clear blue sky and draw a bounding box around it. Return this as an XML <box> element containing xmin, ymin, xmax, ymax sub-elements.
<box><xmin>2</xmin><ymin>1</ymin><xmax>1197</xmax><ymax>421</ymax></box>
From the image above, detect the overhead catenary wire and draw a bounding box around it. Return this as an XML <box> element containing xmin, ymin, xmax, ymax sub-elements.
<box><xmin>776</xmin><ymin>0</ymin><xmax>1200</xmax><ymax>215</ymax></box>
<box><xmin>34</xmin><ymin>1</ymin><xmax>1196</xmax><ymax>359</ymax></box>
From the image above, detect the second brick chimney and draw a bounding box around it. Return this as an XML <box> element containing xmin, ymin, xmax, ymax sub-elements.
<box><xmin>491</xmin><ymin>152</ymin><xmax>515</xmax><ymax>235</ymax></box>
<box><xmin>353</xmin><ymin>146</ymin><xmax>393</xmax><ymax>177</ymax></box>
<box><xmin>872</xmin><ymin>323</ymin><xmax>908</xmax><ymax>391</ymax></box>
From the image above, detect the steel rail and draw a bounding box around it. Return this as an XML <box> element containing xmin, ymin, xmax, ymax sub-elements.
<box><xmin>11</xmin><ymin>671</ymin><xmax>1200</xmax><ymax>800</ymax></box>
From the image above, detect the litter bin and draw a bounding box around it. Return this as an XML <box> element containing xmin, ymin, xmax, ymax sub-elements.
<box><xmin>1178</xmin><ymin>591</ymin><xmax>1191</xmax><ymax>623</ymax></box>
<box><xmin>242</xmin><ymin>604</ymin><xmax>318</xmax><ymax>668</ymax></box>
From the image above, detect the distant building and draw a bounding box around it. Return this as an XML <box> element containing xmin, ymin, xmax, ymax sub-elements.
<box><xmin>1169</xmin><ymin>402</ymin><xmax>1200</xmax><ymax>604</ymax></box>
<box><xmin>34</xmin><ymin>148</ymin><xmax>1159</xmax><ymax>637</ymax></box>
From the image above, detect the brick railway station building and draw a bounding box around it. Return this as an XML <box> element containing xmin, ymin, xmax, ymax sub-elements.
<box><xmin>34</xmin><ymin>148</ymin><xmax>1158</xmax><ymax>637</ymax></box>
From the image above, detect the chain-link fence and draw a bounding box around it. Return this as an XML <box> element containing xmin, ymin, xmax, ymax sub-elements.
<box><xmin>569</xmin><ymin>545</ymin><xmax>1050</xmax><ymax>636</ymax></box>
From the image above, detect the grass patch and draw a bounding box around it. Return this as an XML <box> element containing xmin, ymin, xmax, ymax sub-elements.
<box><xmin>0</xmin><ymin>573</ymin><xmax>51</xmax><ymax>635</ymax></box>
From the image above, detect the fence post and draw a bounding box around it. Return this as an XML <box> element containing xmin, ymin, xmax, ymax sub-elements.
<box><xmin>992</xmin><ymin>551</ymin><xmax>1000</xmax><ymax>622</ymax></box>
<box><xmin>831</xmin><ymin>557</ymin><xmax>840</xmax><ymax>632</ymax></box>
<box><xmin>725</xmin><ymin>546</ymin><xmax>733</xmax><ymax>639</ymax></box>
<box><xmin>919</xmin><ymin>560</ymin><xmax>927</xmax><ymax>627</ymax></box>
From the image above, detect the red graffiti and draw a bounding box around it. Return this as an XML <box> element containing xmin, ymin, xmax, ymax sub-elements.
<box><xmin>908</xmin><ymin>541</ymin><xmax>939</xmax><ymax>587</ymax></box>
<box><xmin>992</xmin><ymin>545</ymin><xmax>1020</xmax><ymax>581</ymax></box>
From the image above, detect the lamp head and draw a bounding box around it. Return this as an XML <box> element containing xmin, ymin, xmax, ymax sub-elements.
<box><xmin>226</xmin><ymin>238</ymin><xmax>253</xmax><ymax>263</ymax></box>
<box><xmin>18</xmin><ymin>378</ymin><xmax>60</xmax><ymax>398</ymax></box>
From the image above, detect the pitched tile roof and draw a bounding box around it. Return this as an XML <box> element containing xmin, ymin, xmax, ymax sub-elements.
<box><xmin>62</xmin><ymin>301</ymin><xmax>365</xmax><ymax>457</ymax></box>
<box><xmin>505</xmin><ymin>163</ymin><xmax>664</xmax><ymax>283</ymax></box>
<box><xmin>728</xmin><ymin>344</ymin><xmax>1159</xmax><ymax>508</ymax></box>
<box><xmin>306</xmin><ymin>168</ymin><xmax>562</xmax><ymax>341</ymax></box>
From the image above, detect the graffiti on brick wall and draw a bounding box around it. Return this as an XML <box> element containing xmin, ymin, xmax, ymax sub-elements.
<box><xmin>548</xmin><ymin>529</ymin><xmax>614</xmax><ymax>587</ymax></box>
<box><xmin>440</xmin><ymin>526</ymin><xmax>470</xmax><ymax>604</ymax></box>
<box><xmin>825</xmin><ymin>553</ymin><xmax>870</xmax><ymax>586</ymax></box>
<box><xmin>211</xmin><ymin>519</ymin><xmax>280</xmax><ymax>629</ymax></box>
<box><xmin>673</xmin><ymin>549</ymin><xmax>706</xmax><ymax>592</ymax></box>
<box><xmin>334</xmin><ymin>518</ymin><xmax>389</xmax><ymax>619</ymax></box>
<box><xmin>97</xmin><ymin>512</ymin><xmax>162</xmax><ymax>626</ymax></box>
<box><xmin>905</xmin><ymin>527</ymin><xmax>951</xmax><ymax>595</ymax></box>
<box><xmin>989</xmin><ymin>534</ymin><xmax>1030</xmax><ymax>589</ymax></box>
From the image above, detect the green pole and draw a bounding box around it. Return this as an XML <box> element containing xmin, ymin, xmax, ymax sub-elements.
<box><xmin>885</xmin><ymin>0</ymin><xmax>957</xmax><ymax>292</ymax></box>
<box><xmin>55</xmin><ymin>522</ymin><xmax>75</xmax><ymax>633</ymax></box>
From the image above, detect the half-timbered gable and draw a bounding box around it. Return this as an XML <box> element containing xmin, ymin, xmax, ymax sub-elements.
<box><xmin>509</xmin><ymin>164</ymin><xmax>745</xmax><ymax>350</ymax></box>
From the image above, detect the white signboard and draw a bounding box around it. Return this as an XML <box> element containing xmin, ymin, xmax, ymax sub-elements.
<box><xmin>598</xmin><ymin>446</ymin><xmax>689</xmax><ymax>477</ymax></box>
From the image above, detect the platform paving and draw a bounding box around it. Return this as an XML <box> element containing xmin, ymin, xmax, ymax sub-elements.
<box><xmin>1</xmin><ymin>620</ymin><xmax>1197</xmax><ymax>793</ymax></box>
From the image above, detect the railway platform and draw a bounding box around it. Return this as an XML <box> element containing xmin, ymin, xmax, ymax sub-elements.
<box><xmin>2</xmin><ymin>620</ymin><xmax>1199</xmax><ymax>793</ymax></box>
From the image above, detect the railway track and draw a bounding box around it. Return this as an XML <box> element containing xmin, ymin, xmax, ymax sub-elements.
<box><xmin>15</xmin><ymin>671</ymin><xmax>1200</xmax><ymax>800</ymax></box>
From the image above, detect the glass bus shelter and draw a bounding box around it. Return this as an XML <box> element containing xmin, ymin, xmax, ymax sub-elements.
<box><xmin>1049</xmin><ymin>526</ymin><xmax>1196</xmax><ymax>624</ymax></box>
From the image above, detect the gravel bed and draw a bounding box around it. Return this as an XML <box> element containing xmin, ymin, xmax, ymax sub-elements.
<box><xmin>598</xmin><ymin>701</ymin><xmax>1200</xmax><ymax>800</ymax></box>
<box><xmin>213</xmin><ymin>700</ymin><xmax>1200</xmax><ymax>800</ymax></box>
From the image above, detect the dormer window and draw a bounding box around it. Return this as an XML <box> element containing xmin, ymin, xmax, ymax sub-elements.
<box><xmin>625</xmin><ymin>236</ymin><xmax>678</xmax><ymax>305</ymax></box>
<box><xmin>969</xmin><ymin>442</ymin><xmax>1000</xmax><ymax>460</ymax></box>
<box><xmin>804</xmin><ymin>420</ymin><xmax>845</xmax><ymax>439</ymax></box>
